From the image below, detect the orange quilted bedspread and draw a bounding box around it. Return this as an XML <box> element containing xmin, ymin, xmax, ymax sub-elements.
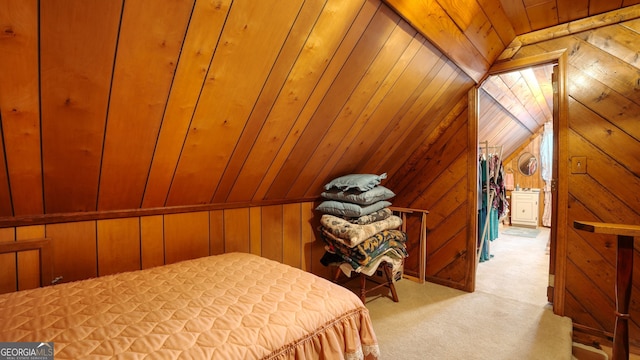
<box><xmin>0</xmin><ymin>252</ymin><xmax>379</xmax><ymax>359</ymax></box>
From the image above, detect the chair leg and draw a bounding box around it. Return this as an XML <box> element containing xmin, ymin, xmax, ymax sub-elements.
<box><xmin>383</xmin><ymin>263</ymin><xmax>399</xmax><ymax>302</ymax></box>
<box><xmin>360</xmin><ymin>273</ymin><xmax>367</xmax><ymax>303</ymax></box>
<box><xmin>333</xmin><ymin>266</ymin><xmax>342</xmax><ymax>282</ymax></box>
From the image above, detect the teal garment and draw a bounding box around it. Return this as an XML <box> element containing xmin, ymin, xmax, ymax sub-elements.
<box><xmin>489</xmin><ymin>207</ymin><xmax>499</xmax><ymax>241</ymax></box>
<box><xmin>478</xmin><ymin>208</ymin><xmax>492</xmax><ymax>262</ymax></box>
<box><xmin>540</xmin><ymin>122</ymin><xmax>553</xmax><ymax>181</ymax></box>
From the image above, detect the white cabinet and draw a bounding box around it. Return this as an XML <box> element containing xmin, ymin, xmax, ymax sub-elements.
<box><xmin>511</xmin><ymin>190</ymin><xmax>539</xmax><ymax>228</ymax></box>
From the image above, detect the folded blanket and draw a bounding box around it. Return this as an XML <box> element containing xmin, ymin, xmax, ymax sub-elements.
<box><xmin>321</xmin><ymin>214</ymin><xmax>403</xmax><ymax>247</ymax></box>
<box><xmin>350</xmin><ymin>208</ymin><xmax>392</xmax><ymax>225</ymax></box>
<box><xmin>338</xmin><ymin>250</ymin><xmax>405</xmax><ymax>277</ymax></box>
<box><xmin>320</xmin><ymin>228</ymin><xmax>407</xmax><ymax>268</ymax></box>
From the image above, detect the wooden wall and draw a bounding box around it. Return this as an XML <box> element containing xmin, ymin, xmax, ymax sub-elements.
<box><xmin>0</xmin><ymin>0</ymin><xmax>476</xmax><ymax>290</ymax></box>
<box><xmin>504</xmin><ymin>18</ymin><xmax>640</xmax><ymax>348</ymax></box>
<box><xmin>503</xmin><ymin>134</ymin><xmax>546</xmax><ymax>227</ymax></box>
<box><xmin>0</xmin><ymin>202</ymin><xmax>326</xmax><ymax>293</ymax></box>
<box><xmin>387</xmin><ymin>96</ymin><xmax>473</xmax><ymax>290</ymax></box>
<box><xmin>1</xmin><ymin>2</ymin><xmax>639</xmax><ymax>351</ymax></box>
<box><xmin>0</xmin><ymin>0</ymin><xmax>475</xmax><ymax>219</ymax></box>
<box><xmin>503</xmin><ymin>133</ymin><xmax>545</xmax><ymax>192</ymax></box>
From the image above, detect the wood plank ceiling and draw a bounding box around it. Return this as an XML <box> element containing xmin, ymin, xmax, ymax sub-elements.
<box><xmin>500</xmin><ymin>0</ymin><xmax>640</xmax><ymax>35</ymax></box>
<box><xmin>479</xmin><ymin>64</ymin><xmax>554</xmax><ymax>159</ymax></box>
<box><xmin>0</xmin><ymin>0</ymin><xmax>478</xmax><ymax>217</ymax></box>
<box><xmin>480</xmin><ymin>0</ymin><xmax>640</xmax><ymax>160</ymax></box>
<box><xmin>386</xmin><ymin>0</ymin><xmax>640</xmax><ymax>160</ymax></box>
<box><xmin>0</xmin><ymin>0</ymin><xmax>638</xmax><ymax>219</ymax></box>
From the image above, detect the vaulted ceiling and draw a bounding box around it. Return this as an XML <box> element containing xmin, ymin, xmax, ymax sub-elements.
<box><xmin>386</xmin><ymin>0</ymin><xmax>639</xmax><ymax>162</ymax></box>
<box><xmin>499</xmin><ymin>0</ymin><xmax>640</xmax><ymax>35</ymax></box>
<box><xmin>479</xmin><ymin>63</ymin><xmax>554</xmax><ymax>159</ymax></box>
<box><xmin>0</xmin><ymin>0</ymin><xmax>638</xmax><ymax>219</ymax></box>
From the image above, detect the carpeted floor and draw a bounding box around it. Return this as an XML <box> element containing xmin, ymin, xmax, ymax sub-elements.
<box><xmin>500</xmin><ymin>226</ymin><xmax>541</xmax><ymax>238</ymax></box>
<box><xmin>365</xmin><ymin>226</ymin><xmax>574</xmax><ymax>359</ymax></box>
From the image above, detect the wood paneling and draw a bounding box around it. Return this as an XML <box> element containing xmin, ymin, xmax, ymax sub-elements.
<box><xmin>383</xmin><ymin>0</ymin><xmax>509</xmax><ymax>82</ymax></box>
<box><xmin>0</xmin><ymin>1</ymin><xmax>639</xmax><ymax>351</ymax></box>
<box><xmin>46</xmin><ymin>221</ymin><xmax>97</xmax><ymax>283</ymax></box>
<box><xmin>502</xmin><ymin>17</ymin><xmax>640</xmax><ymax>348</ymax></box>
<box><xmin>0</xmin><ymin>0</ymin><xmax>636</xmax><ymax>222</ymax></box>
<box><xmin>0</xmin><ymin>0</ymin><xmax>42</xmax><ymax>216</ymax></box>
<box><xmin>99</xmin><ymin>0</ymin><xmax>194</xmax><ymax>210</ymax></box>
<box><xmin>16</xmin><ymin>225</ymin><xmax>45</xmax><ymax>290</ymax></box>
<box><xmin>140</xmin><ymin>215</ymin><xmax>164</xmax><ymax>269</ymax></box>
<box><xmin>0</xmin><ymin>203</ymin><xmax>334</xmax><ymax>290</ymax></box>
<box><xmin>97</xmin><ymin>218</ymin><xmax>140</xmax><ymax>276</ymax></box>
<box><xmin>387</xmin><ymin>98</ymin><xmax>471</xmax><ymax>289</ymax></box>
<box><xmin>40</xmin><ymin>0</ymin><xmax>121</xmax><ymax>213</ymax></box>
<box><xmin>287</xmin><ymin>19</ymin><xmax>418</xmax><ymax>198</ymax></box>
<box><xmin>500</xmin><ymin>0</ymin><xmax>636</xmax><ymax>34</ymax></box>
<box><xmin>223</xmin><ymin>208</ymin><xmax>250</xmax><ymax>253</ymax></box>
<box><xmin>479</xmin><ymin>63</ymin><xmax>553</xmax><ymax>161</ymax></box>
<box><xmin>225</xmin><ymin>0</ymin><xmax>370</xmax><ymax>202</ymax></box>
<box><xmin>265</xmin><ymin>4</ymin><xmax>400</xmax><ymax>200</ymax></box>
<box><xmin>164</xmin><ymin>211</ymin><xmax>209</xmax><ymax>264</ymax></box>
<box><xmin>260</xmin><ymin>205</ymin><xmax>284</xmax><ymax>262</ymax></box>
<box><xmin>166</xmin><ymin>0</ymin><xmax>306</xmax><ymax>206</ymax></box>
<box><xmin>249</xmin><ymin>207</ymin><xmax>262</xmax><ymax>256</ymax></box>
<box><xmin>0</xmin><ymin>229</ymin><xmax>16</xmax><ymax>293</ymax></box>
<box><xmin>142</xmin><ymin>0</ymin><xmax>231</xmax><ymax>208</ymax></box>
<box><xmin>283</xmin><ymin>203</ymin><xmax>302</xmax><ymax>268</ymax></box>
<box><xmin>210</xmin><ymin>210</ymin><xmax>225</xmax><ymax>255</ymax></box>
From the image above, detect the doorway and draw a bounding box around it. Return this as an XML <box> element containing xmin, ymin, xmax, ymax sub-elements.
<box><xmin>474</xmin><ymin>61</ymin><xmax>558</xmax><ymax>308</ymax></box>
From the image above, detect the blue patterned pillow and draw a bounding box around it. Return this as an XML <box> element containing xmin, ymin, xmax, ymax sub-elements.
<box><xmin>324</xmin><ymin>173</ymin><xmax>387</xmax><ymax>192</ymax></box>
<box><xmin>315</xmin><ymin>200</ymin><xmax>391</xmax><ymax>217</ymax></box>
<box><xmin>321</xmin><ymin>185</ymin><xmax>395</xmax><ymax>205</ymax></box>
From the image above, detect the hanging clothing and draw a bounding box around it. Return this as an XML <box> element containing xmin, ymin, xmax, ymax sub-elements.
<box><xmin>478</xmin><ymin>152</ymin><xmax>508</xmax><ymax>262</ymax></box>
<box><xmin>504</xmin><ymin>171</ymin><xmax>514</xmax><ymax>191</ymax></box>
<box><xmin>540</xmin><ymin>122</ymin><xmax>553</xmax><ymax>227</ymax></box>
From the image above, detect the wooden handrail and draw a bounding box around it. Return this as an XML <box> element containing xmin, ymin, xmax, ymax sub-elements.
<box><xmin>390</xmin><ymin>207</ymin><xmax>429</xmax><ymax>283</ymax></box>
<box><xmin>574</xmin><ymin>221</ymin><xmax>640</xmax><ymax>360</ymax></box>
<box><xmin>0</xmin><ymin>238</ymin><xmax>53</xmax><ymax>288</ymax></box>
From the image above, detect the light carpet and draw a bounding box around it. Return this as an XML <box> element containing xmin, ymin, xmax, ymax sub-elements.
<box><xmin>366</xmin><ymin>280</ymin><xmax>572</xmax><ymax>359</ymax></box>
<box><xmin>501</xmin><ymin>226</ymin><xmax>541</xmax><ymax>238</ymax></box>
<box><xmin>365</xmin><ymin>226</ymin><xmax>573</xmax><ymax>359</ymax></box>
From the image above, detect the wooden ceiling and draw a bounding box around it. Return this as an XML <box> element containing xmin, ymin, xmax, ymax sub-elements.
<box><xmin>0</xmin><ymin>0</ymin><xmax>476</xmax><ymax>217</ymax></box>
<box><xmin>384</xmin><ymin>1</ymin><xmax>639</xmax><ymax>161</ymax></box>
<box><xmin>479</xmin><ymin>63</ymin><xmax>554</xmax><ymax>158</ymax></box>
<box><xmin>500</xmin><ymin>0</ymin><xmax>640</xmax><ymax>35</ymax></box>
<box><xmin>0</xmin><ymin>0</ymin><xmax>638</xmax><ymax>219</ymax></box>
<box><xmin>482</xmin><ymin>0</ymin><xmax>640</xmax><ymax>161</ymax></box>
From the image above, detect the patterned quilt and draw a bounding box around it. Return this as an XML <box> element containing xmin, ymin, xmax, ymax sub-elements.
<box><xmin>0</xmin><ymin>253</ymin><xmax>379</xmax><ymax>359</ymax></box>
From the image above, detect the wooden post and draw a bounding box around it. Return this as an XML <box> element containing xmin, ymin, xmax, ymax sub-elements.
<box><xmin>614</xmin><ymin>235</ymin><xmax>633</xmax><ymax>360</ymax></box>
<box><xmin>574</xmin><ymin>221</ymin><xmax>640</xmax><ymax>360</ymax></box>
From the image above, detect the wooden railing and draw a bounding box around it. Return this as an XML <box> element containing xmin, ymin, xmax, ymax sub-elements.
<box><xmin>390</xmin><ymin>207</ymin><xmax>428</xmax><ymax>283</ymax></box>
<box><xmin>0</xmin><ymin>238</ymin><xmax>53</xmax><ymax>290</ymax></box>
<box><xmin>574</xmin><ymin>221</ymin><xmax>640</xmax><ymax>360</ymax></box>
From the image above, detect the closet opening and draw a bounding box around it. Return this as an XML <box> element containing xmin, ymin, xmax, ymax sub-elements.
<box><xmin>474</xmin><ymin>60</ymin><xmax>558</xmax><ymax>309</ymax></box>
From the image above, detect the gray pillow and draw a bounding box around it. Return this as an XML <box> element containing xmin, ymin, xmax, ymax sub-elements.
<box><xmin>315</xmin><ymin>200</ymin><xmax>391</xmax><ymax>218</ymax></box>
<box><xmin>324</xmin><ymin>173</ymin><xmax>387</xmax><ymax>191</ymax></box>
<box><xmin>321</xmin><ymin>185</ymin><xmax>395</xmax><ymax>205</ymax></box>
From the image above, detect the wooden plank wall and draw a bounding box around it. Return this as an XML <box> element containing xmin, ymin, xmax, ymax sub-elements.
<box><xmin>504</xmin><ymin>18</ymin><xmax>640</xmax><ymax>348</ymax></box>
<box><xmin>0</xmin><ymin>0</ymin><xmax>476</xmax><ymax>221</ymax></box>
<box><xmin>383</xmin><ymin>0</ymin><xmax>516</xmax><ymax>82</ymax></box>
<box><xmin>387</xmin><ymin>96</ymin><xmax>473</xmax><ymax>290</ymax></box>
<box><xmin>0</xmin><ymin>202</ymin><xmax>325</xmax><ymax>294</ymax></box>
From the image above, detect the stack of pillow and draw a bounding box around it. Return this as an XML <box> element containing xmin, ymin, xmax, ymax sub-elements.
<box><xmin>316</xmin><ymin>173</ymin><xmax>408</xmax><ymax>278</ymax></box>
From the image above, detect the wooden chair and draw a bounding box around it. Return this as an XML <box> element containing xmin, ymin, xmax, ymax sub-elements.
<box><xmin>332</xmin><ymin>261</ymin><xmax>399</xmax><ymax>304</ymax></box>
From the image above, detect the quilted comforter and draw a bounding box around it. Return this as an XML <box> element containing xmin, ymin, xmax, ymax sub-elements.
<box><xmin>0</xmin><ymin>252</ymin><xmax>379</xmax><ymax>359</ymax></box>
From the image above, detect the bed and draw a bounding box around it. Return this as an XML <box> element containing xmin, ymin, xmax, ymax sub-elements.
<box><xmin>0</xmin><ymin>252</ymin><xmax>379</xmax><ymax>359</ymax></box>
